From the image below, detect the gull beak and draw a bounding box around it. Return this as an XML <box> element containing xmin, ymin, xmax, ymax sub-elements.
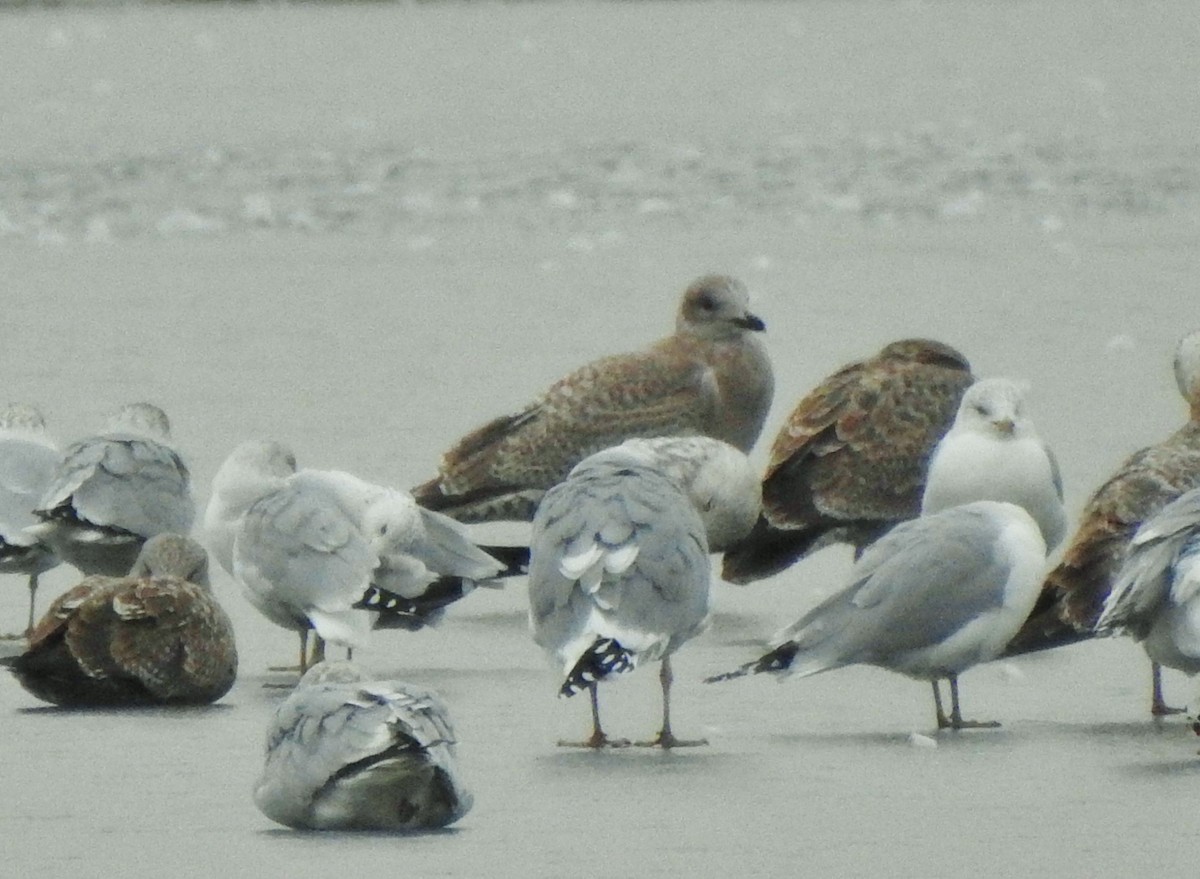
<box><xmin>992</xmin><ymin>418</ymin><xmax>1016</xmax><ymax>435</ymax></box>
<box><xmin>734</xmin><ymin>312</ymin><xmax>766</xmax><ymax>332</ymax></box>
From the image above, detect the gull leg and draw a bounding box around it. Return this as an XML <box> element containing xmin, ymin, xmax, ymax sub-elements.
<box><xmin>637</xmin><ymin>656</ymin><xmax>707</xmax><ymax>749</ymax></box>
<box><xmin>1150</xmin><ymin>662</ymin><xmax>1185</xmax><ymax>716</ymax></box>
<box><xmin>944</xmin><ymin>675</ymin><xmax>1000</xmax><ymax>730</ymax></box>
<box><xmin>558</xmin><ymin>682</ymin><xmax>629</xmax><ymax>749</ymax></box>
<box><xmin>2</xmin><ymin>573</ymin><xmax>39</xmax><ymax>640</ymax></box>
<box><xmin>933</xmin><ymin>680</ymin><xmax>952</xmax><ymax>729</ymax></box>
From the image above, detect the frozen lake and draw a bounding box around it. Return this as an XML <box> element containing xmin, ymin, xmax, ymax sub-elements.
<box><xmin>2</xmin><ymin>1</ymin><xmax>1199</xmax><ymax>876</ymax></box>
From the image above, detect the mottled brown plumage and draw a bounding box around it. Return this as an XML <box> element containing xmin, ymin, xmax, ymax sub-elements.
<box><xmin>1005</xmin><ymin>329</ymin><xmax>1200</xmax><ymax>659</ymax></box>
<box><xmin>6</xmin><ymin>534</ymin><xmax>237</xmax><ymax>706</ymax></box>
<box><xmin>413</xmin><ymin>275</ymin><xmax>773</xmax><ymax>522</ymax></box>
<box><xmin>722</xmin><ymin>338</ymin><xmax>973</xmax><ymax>583</ymax></box>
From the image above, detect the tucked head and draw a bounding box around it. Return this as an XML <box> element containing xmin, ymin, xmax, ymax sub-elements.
<box><xmin>0</xmin><ymin>402</ymin><xmax>49</xmax><ymax>435</ymax></box>
<box><xmin>1174</xmin><ymin>329</ymin><xmax>1200</xmax><ymax>408</ymax></box>
<box><xmin>676</xmin><ymin>275</ymin><xmax>766</xmax><ymax>339</ymax></box>
<box><xmin>877</xmin><ymin>338</ymin><xmax>972</xmax><ymax>373</ymax></box>
<box><xmin>296</xmin><ymin>659</ymin><xmax>370</xmax><ymax>688</ymax></box>
<box><xmin>105</xmin><ymin>402</ymin><xmax>172</xmax><ymax>439</ymax></box>
<box><xmin>129</xmin><ymin>533</ymin><xmax>210</xmax><ymax>585</ymax></box>
<box><xmin>953</xmin><ymin>378</ymin><xmax>1033</xmax><ymax>437</ymax></box>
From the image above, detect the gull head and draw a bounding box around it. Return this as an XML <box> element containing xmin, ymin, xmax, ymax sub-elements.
<box><xmin>1174</xmin><ymin>328</ymin><xmax>1200</xmax><ymax>408</ymax></box>
<box><xmin>677</xmin><ymin>274</ymin><xmax>766</xmax><ymax>339</ymax></box>
<box><xmin>953</xmin><ymin>378</ymin><xmax>1033</xmax><ymax>440</ymax></box>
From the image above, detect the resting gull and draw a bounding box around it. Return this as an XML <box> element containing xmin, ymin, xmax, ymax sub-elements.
<box><xmin>29</xmin><ymin>403</ymin><xmax>194</xmax><ymax>577</ymax></box>
<box><xmin>722</xmin><ymin>338</ymin><xmax>972</xmax><ymax>584</ymax></box>
<box><xmin>708</xmin><ymin>501</ymin><xmax>1046</xmax><ymax>730</ymax></box>
<box><xmin>206</xmin><ymin>441</ymin><xmax>508</xmax><ymax>672</ymax></box>
<box><xmin>529</xmin><ymin>455</ymin><xmax>712</xmax><ymax>748</ymax></box>
<box><xmin>921</xmin><ymin>377</ymin><xmax>1067</xmax><ymax>551</ymax></box>
<box><xmin>0</xmin><ymin>404</ymin><xmax>61</xmax><ymax>635</ymax></box>
<box><xmin>1004</xmin><ymin>329</ymin><xmax>1200</xmax><ymax>714</ymax></box>
<box><xmin>3</xmin><ymin>534</ymin><xmax>237</xmax><ymax>706</ymax></box>
<box><xmin>1095</xmin><ymin>487</ymin><xmax>1200</xmax><ymax>679</ymax></box>
<box><xmin>254</xmin><ymin>661</ymin><xmax>472</xmax><ymax>831</ymax></box>
<box><xmin>413</xmin><ymin>274</ymin><xmax>773</xmax><ymax>523</ymax></box>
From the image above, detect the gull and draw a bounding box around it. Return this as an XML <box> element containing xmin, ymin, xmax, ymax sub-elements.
<box><xmin>921</xmin><ymin>377</ymin><xmax>1067</xmax><ymax>551</ymax></box>
<box><xmin>29</xmin><ymin>403</ymin><xmax>194</xmax><ymax>577</ymax></box>
<box><xmin>708</xmin><ymin>501</ymin><xmax>1046</xmax><ymax>730</ymax></box>
<box><xmin>205</xmin><ymin>441</ymin><xmax>508</xmax><ymax>672</ymax></box>
<box><xmin>1004</xmin><ymin>329</ymin><xmax>1200</xmax><ymax>714</ymax></box>
<box><xmin>413</xmin><ymin>274</ymin><xmax>773</xmax><ymax>523</ymax></box>
<box><xmin>1096</xmin><ymin>487</ymin><xmax>1200</xmax><ymax>681</ymax></box>
<box><xmin>0</xmin><ymin>404</ymin><xmax>61</xmax><ymax>635</ymax></box>
<box><xmin>254</xmin><ymin>661</ymin><xmax>472</xmax><ymax>831</ymax></box>
<box><xmin>722</xmin><ymin>338</ymin><xmax>973</xmax><ymax>584</ymax></box>
<box><xmin>3</xmin><ymin>534</ymin><xmax>237</xmax><ymax>706</ymax></box>
<box><xmin>529</xmin><ymin>455</ymin><xmax>712</xmax><ymax>748</ymax></box>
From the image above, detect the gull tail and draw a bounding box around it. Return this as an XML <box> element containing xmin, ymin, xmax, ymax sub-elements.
<box><xmin>560</xmin><ymin>638</ymin><xmax>634</xmax><ymax>697</ymax></box>
<box><xmin>704</xmin><ymin>642</ymin><xmax>800</xmax><ymax>684</ymax></box>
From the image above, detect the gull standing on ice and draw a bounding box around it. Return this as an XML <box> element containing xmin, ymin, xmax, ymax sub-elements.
<box><xmin>529</xmin><ymin>456</ymin><xmax>712</xmax><ymax>748</ymax></box>
<box><xmin>30</xmin><ymin>403</ymin><xmax>194</xmax><ymax>577</ymax></box>
<box><xmin>0</xmin><ymin>404</ymin><xmax>61</xmax><ymax>635</ymax></box>
<box><xmin>205</xmin><ymin>441</ymin><xmax>508</xmax><ymax>672</ymax></box>
<box><xmin>1095</xmin><ymin>487</ymin><xmax>1200</xmax><ymax>680</ymax></box>
<box><xmin>1004</xmin><ymin>330</ymin><xmax>1200</xmax><ymax>714</ymax></box>
<box><xmin>413</xmin><ymin>275</ymin><xmax>773</xmax><ymax>523</ymax></box>
<box><xmin>254</xmin><ymin>661</ymin><xmax>472</xmax><ymax>832</ymax></box>
<box><xmin>3</xmin><ymin>534</ymin><xmax>237</xmax><ymax>707</ymax></box>
<box><xmin>722</xmin><ymin>338</ymin><xmax>973</xmax><ymax>584</ymax></box>
<box><xmin>921</xmin><ymin>378</ymin><xmax>1067</xmax><ymax>551</ymax></box>
<box><xmin>708</xmin><ymin>501</ymin><xmax>1046</xmax><ymax>730</ymax></box>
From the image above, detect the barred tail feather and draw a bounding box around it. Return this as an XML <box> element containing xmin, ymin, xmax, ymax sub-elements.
<box><xmin>560</xmin><ymin>638</ymin><xmax>635</xmax><ymax>697</ymax></box>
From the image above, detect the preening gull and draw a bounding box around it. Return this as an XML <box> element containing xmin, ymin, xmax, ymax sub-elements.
<box><xmin>3</xmin><ymin>534</ymin><xmax>236</xmax><ymax>706</ymax></box>
<box><xmin>529</xmin><ymin>456</ymin><xmax>712</xmax><ymax>748</ymax></box>
<box><xmin>29</xmin><ymin>403</ymin><xmax>194</xmax><ymax>577</ymax></box>
<box><xmin>722</xmin><ymin>338</ymin><xmax>972</xmax><ymax>584</ymax></box>
<box><xmin>1004</xmin><ymin>329</ymin><xmax>1200</xmax><ymax>713</ymax></box>
<box><xmin>1096</xmin><ymin>487</ymin><xmax>1200</xmax><ymax>678</ymax></box>
<box><xmin>0</xmin><ymin>404</ymin><xmax>61</xmax><ymax>635</ymax></box>
<box><xmin>708</xmin><ymin>502</ymin><xmax>1046</xmax><ymax>730</ymax></box>
<box><xmin>413</xmin><ymin>274</ymin><xmax>773</xmax><ymax>523</ymax></box>
<box><xmin>205</xmin><ymin>441</ymin><xmax>508</xmax><ymax>672</ymax></box>
<box><xmin>254</xmin><ymin>661</ymin><xmax>472</xmax><ymax>832</ymax></box>
<box><xmin>921</xmin><ymin>378</ymin><xmax>1067</xmax><ymax>551</ymax></box>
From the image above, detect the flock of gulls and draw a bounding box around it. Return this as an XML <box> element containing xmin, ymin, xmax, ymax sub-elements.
<box><xmin>3</xmin><ymin>273</ymin><xmax>1200</xmax><ymax>831</ymax></box>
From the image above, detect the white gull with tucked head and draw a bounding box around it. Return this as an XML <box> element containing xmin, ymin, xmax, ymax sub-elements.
<box><xmin>413</xmin><ymin>274</ymin><xmax>773</xmax><ymax>523</ymax></box>
<box><xmin>254</xmin><ymin>661</ymin><xmax>472</xmax><ymax>831</ymax></box>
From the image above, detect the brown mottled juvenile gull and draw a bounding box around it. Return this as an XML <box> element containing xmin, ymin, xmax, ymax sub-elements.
<box><xmin>29</xmin><ymin>403</ymin><xmax>195</xmax><ymax>577</ymax></box>
<box><xmin>1096</xmin><ymin>487</ymin><xmax>1200</xmax><ymax>679</ymax></box>
<box><xmin>921</xmin><ymin>378</ymin><xmax>1067</xmax><ymax>551</ymax></box>
<box><xmin>3</xmin><ymin>534</ymin><xmax>237</xmax><ymax>706</ymax></box>
<box><xmin>1004</xmin><ymin>329</ymin><xmax>1200</xmax><ymax>714</ymax></box>
<box><xmin>529</xmin><ymin>455</ymin><xmax>712</xmax><ymax>748</ymax></box>
<box><xmin>0</xmin><ymin>404</ymin><xmax>61</xmax><ymax>635</ymax></box>
<box><xmin>722</xmin><ymin>338</ymin><xmax>972</xmax><ymax>584</ymax></box>
<box><xmin>708</xmin><ymin>501</ymin><xmax>1046</xmax><ymax>731</ymax></box>
<box><xmin>205</xmin><ymin>441</ymin><xmax>508</xmax><ymax>673</ymax></box>
<box><xmin>254</xmin><ymin>661</ymin><xmax>472</xmax><ymax>832</ymax></box>
<box><xmin>413</xmin><ymin>274</ymin><xmax>773</xmax><ymax>523</ymax></box>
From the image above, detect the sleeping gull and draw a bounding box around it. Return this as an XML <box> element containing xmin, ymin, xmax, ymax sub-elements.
<box><xmin>921</xmin><ymin>378</ymin><xmax>1067</xmax><ymax>551</ymax></box>
<box><xmin>1095</xmin><ymin>487</ymin><xmax>1200</xmax><ymax>681</ymax></box>
<box><xmin>254</xmin><ymin>661</ymin><xmax>472</xmax><ymax>831</ymax></box>
<box><xmin>707</xmin><ymin>501</ymin><xmax>1046</xmax><ymax>730</ymax></box>
<box><xmin>29</xmin><ymin>403</ymin><xmax>194</xmax><ymax>577</ymax></box>
<box><xmin>529</xmin><ymin>455</ymin><xmax>712</xmax><ymax>748</ymax></box>
<box><xmin>3</xmin><ymin>534</ymin><xmax>237</xmax><ymax>706</ymax></box>
<box><xmin>0</xmin><ymin>404</ymin><xmax>61</xmax><ymax>635</ymax></box>
<box><xmin>722</xmin><ymin>338</ymin><xmax>973</xmax><ymax>584</ymax></box>
<box><xmin>413</xmin><ymin>274</ymin><xmax>773</xmax><ymax>523</ymax></box>
<box><xmin>1004</xmin><ymin>329</ymin><xmax>1200</xmax><ymax>714</ymax></box>
<box><xmin>206</xmin><ymin>441</ymin><xmax>508</xmax><ymax>673</ymax></box>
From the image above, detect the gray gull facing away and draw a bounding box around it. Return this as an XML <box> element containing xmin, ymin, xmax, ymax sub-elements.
<box><xmin>1005</xmin><ymin>329</ymin><xmax>1200</xmax><ymax>715</ymax></box>
<box><xmin>3</xmin><ymin>534</ymin><xmax>236</xmax><ymax>707</ymax></box>
<box><xmin>529</xmin><ymin>454</ymin><xmax>712</xmax><ymax>748</ymax></box>
<box><xmin>413</xmin><ymin>274</ymin><xmax>773</xmax><ymax>523</ymax></box>
<box><xmin>29</xmin><ymin>403</ymin><xmax>195</xmax><ymax>577</ymax></box>
<box><xmin>254</xmin><ymin>660</ymin><xmax>472</xmax><ymax>831</ymax></box>
<box><xmin>722</xmin><ymin>338</ymin><xmax>973</xmax><ymax>584</ymax></box>
<box><xmin>708</xmin><ymin>501</ymin><xmax>1046</xmax><ymax>730</ymax></box>
<box><xmin>0</xmin><ymin>404</ymin><xmax>62</xmax><ymax>635</ymax></box>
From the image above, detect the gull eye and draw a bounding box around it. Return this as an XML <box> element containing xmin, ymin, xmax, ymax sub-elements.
<box><xmin>972</xmin><ymin>403</ymin><xmax>988</xmax><ymax>417</ymax></box>
<box><xmin>697</xmin><ymin>294</ymin><xmax>716</xmax><ymax>311</ymax></box>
